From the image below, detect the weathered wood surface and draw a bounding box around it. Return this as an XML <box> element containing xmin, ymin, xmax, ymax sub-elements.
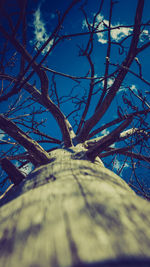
<box><xmin>0</xmin><ymin>147</ymin><xmax>150</xmax><ymax>267</ymax></box>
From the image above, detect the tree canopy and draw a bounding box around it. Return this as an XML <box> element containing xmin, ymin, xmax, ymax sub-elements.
<box><xmin>0</xmin><ymin>0</ymin><xmax>150</xmax><ymax>199</ymax></box>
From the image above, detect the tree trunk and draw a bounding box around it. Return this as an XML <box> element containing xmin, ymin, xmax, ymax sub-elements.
<box><xmin>0</xmin><ymin>146</ymin><xmax>150</xmax><ymax>267</ymax></box>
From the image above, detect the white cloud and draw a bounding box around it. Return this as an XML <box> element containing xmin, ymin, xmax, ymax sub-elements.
<box><xmin>82</xmin><ymin>13</ymin><xmax>133</xmax><ymax>44</ymax></box>
<box><xmin>113</xmin><ymin>159</ymin><xmax>121</xmax><ymax>170</ymax></box>
<box><xmin>102</xmin><ymin>77</ymin><xmax>114</xmax><ymax>87</ymax></box>
<box><xmin>118</xmin><ymin>84</ymin><xmax>138</xmax><ymax>94</ymax></box>
<box><xmin>110</xmin><ymin>143</ymin><xmax>115</xmax><ymax>148</ymax></box>
<box><xmin>130</xmin><ymin>84</ymin><xmax>137</xmax><ymax>92</ymax></box>
<box><xmin>93</xmin><ymin>14</ymin><xmax>108</xmax><ymax>44</ymax></box>
<box><xmin>107</xmin><ymin>78</ymin><xmax>114</xmax><ymax>87</ymax></box>
<box><xmin>15</xmin><ymin>161</ymin><xmax>33</xmax><ymax>175</ymax></box>
<box><xmin>113</xmin><ymin>159</ymin><xmax>129</xmax><ymax>176</ymax></box>
<box><xmin>117</xmin><ymin>87</ymin><xmax>126</xmax><ymax>93</ymax></box>
<box><xmin>21</xmin><ymin>163</ymin><xmax>33</xmax><ymax>175</ymax></box>
<box><xmin>140</xmin><ymin>29</ymin><xmax>150</xmax><ymax>42</ymax></box>
<box><xmin>110</xmin><ymin>25</ymin><xmax>132</xmax><ymax>42</ymax></box>
<box><xmin>101</xmin><ymin>129</ymin><xmax>110</xmax><ymax>136</ymax></box>
<box><xmin>95</xmin><ymin>16</ymin><xmax>108</xmax><ymax>44</ymax></box>
<box><xmin>0</xmin><ymin>131</ymin><xmax>6</xmax><ymax>141</ymax></box>
<box><xmin>82</xmin><ymin>19</ymin><xmax>88</xmax><ymax>29</ymax></box>
<box><xmin>83</xmin><ymin>14</ymin><xmax>150</xmax><ymax>44</ymax></box>
<box><xmin>95</xmin><ymin>128</ymin><xmax>110</xmax><ymax>138</ymax></box>
<box><xmin>31</xmin><ymin>7</ymin><xmax>53</xmax><ymax>54</ymax></box>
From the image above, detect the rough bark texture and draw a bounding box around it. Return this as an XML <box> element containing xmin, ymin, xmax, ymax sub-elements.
<box><xmin>0</xmin><ymin>147</ymin><xmax>150</xmax><ymax>267</ymax></box>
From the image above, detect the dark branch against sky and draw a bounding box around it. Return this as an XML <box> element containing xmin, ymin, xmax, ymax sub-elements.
<box><xmin>0</xmin><ymin>0</ymin><xmax>150</xmax><ymax>198</ymax></box>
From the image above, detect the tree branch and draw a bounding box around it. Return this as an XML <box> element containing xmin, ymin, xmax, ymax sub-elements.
<box><xmin>0</xmin><ymin>24</ymin><xmax>49</xmax><ymax>96</ymax></box>
<box><xmin>85</xmin><ymin>117</ymin><xmax>133</xmax><ymax>161</ymax></box>
<box><xmin>88</xmin><ymin>108</ymin><xmax>150</xmax><ymax>139</ymax></box>
<box><xmin>109</xmin><ymin>62</ymin><xmax>150</xmax><ymax>86</ymax></box>
<box><xmin>95</xmin><ymin>0</ymin><xmax>113</xmax><ymax>111</ymax></box>
<box><xmin>0</xmin><ymin>21</ymin><xmax>73</xmax><ymax>144</ymax></box>
<box><xmin>1</xmin><ymin>158</ymin><xmax>25</xmax><ymax>185</ymax></box>
<box><xmin>100</xmin><ymin>148</ymin><xmax>150</xmax><ymax>163</ymax></box>
<box><xmin>77</xmin><ymin>0</ymin><xmax>145</xmax><ymax>142</ymax></box>
<box><xmin>85</xmin><ymin>127</ymin><xmax>149</xmax><ymax>155</ymax></box>
<box><xmin>76</xmin><ymin>44</ymin><xmax>95</xmax><ymax>134</ymax></box>
<box><xmin>0</xmin><ymin>115</ymin><xmax>50</xmax><ymax>165</ymax></box>
<box><xmin>137</xmin><ymin>41</ymin><xmax>150</xmax><ymax>54</ymax></box>
<box><xmin>0</xmin><ymin>75</ymin><xmax>74</xmax><ymax>147</ymax></box>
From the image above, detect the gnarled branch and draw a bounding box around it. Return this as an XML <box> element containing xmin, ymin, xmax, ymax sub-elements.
<box><xmin>0</xmin><ymin>115</ymin><xmax>50</xmax><ymax>165</ymax></box>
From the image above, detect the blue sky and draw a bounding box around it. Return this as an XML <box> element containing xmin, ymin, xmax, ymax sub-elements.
<box><xmin>0</xmin><ymin>0</ymin><xmax>150</xmax><ymax>195</ymax></box>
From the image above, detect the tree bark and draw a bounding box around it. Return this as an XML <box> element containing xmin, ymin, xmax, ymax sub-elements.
<box><xmin>0</xmin><ymin>146</ymin><xmax>150</xmax><ymax>267</ymax></box>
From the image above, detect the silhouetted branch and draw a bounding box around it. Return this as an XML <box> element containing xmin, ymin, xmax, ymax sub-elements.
<box><xmin>88</xmin><ymin>108</ymin><xmax>150</xmax><ymax>139</ymax></box>
<box><xmin>0</xmin><ymin>115</ymin><xmax>50</xmax><ymax>165</ymax></box>
<box><xmin>1</xmin><ymin>158</ymin><xmax>25</xmax><ymax>185</ymax></box>
<box><xmin>77</xmin><ymin>0</ymin><xmax>145</xmax><ymax>142</ymax></box>
<box><xmin>0</xmin><ymin>74</ymin><xmax>74</xmax><ymax>147</ymax></box>
<box><xmin>76</xmin><ymin>38</ymin><xmax>95</xmax><ymax>134</ymax></box>
<box><xmin>86</xmin><ymin>117</ymin><xmax>133</xmax><ymax>161</ymax></box>
<box><xmin>101</xmin><ymin>148</ymin><xmax>150</xmax><ymax>163</ymax></box>
<box><xmin>109</xmin><ymin>62</ymin><xmax>150</xmax><ymax>86</ymax></box>
<box><xmin>95</xmin><ymin>0</ymin><xmax>113</xmax><ymax>111</ymax></box>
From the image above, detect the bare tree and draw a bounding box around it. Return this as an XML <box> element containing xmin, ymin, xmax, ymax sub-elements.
<box><xmin>0</xmin><ymin>0</ymin><xmax>150</xmax><ymax>266</ymax></box>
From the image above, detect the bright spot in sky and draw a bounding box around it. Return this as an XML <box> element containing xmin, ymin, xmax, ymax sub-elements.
<box><xmin>130</xmin><ymin>84</ymin><xmax>137</xmax><ymax>92</ymax></box>
<box><xmin>0</xmin><ymin>131</ymin><xmax>6</xmax><ymax>141</ymax></box>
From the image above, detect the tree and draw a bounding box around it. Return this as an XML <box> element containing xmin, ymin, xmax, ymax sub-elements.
<box><xmin>0</xmin><ymin>0</ymin><xmax>150</xmax><ymax>266</ymax></box>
